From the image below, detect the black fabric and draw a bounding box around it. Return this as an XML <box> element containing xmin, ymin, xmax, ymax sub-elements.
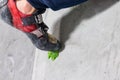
<box><xmin>22</xmin><ymin>10</ymin><xmax>45</xmax><ymax>26</ymax></box>
<box><xmin>35</xmin><ymin>22</ymin><xmax>48</xmax><ymax>33</ymax></box>
<box><xmin>27</xmin><ymin>0</ymin><xmax>88</xmax><ymax>10</ymax></box>
<box><xmin>22</xmin><ymin>15</ymin><xmax>40</xmax><ymax>26</ymax></box>
<box><xmin>27</xmin><ymin>0</ymin><xmax>48</xmax><ymax>10</ymax></box>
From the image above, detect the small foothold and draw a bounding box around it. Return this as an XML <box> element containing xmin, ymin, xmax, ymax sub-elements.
<box><xmin>48</xmin><ymin>50</ymin><xmax>59</xmax><ymax>61</ymax></box>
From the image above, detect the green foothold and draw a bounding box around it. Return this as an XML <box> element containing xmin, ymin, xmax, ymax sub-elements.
<box><xmin>48</xmin><ymin>51</ymin><xmax>52</xmax><ymax>59</ymax></box>
<box><xmin>48</xmin><ymin>50</ymin><xmax>59</xmax><ymax>61</ymax></box>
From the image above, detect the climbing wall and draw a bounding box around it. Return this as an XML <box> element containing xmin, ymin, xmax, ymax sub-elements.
<box><xmin>0</xmin><ymin>20</ymin><xmax>35</xmax><ymax>80</ymax></box>
<box><xmin>32</xmin><ymin>0</ymin><xmax>120</xmax><ymax>80</ymax></box>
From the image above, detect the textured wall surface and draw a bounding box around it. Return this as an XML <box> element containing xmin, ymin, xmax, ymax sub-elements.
<box><xmin>32</xmin><ymin>0</ymin><xmax>120</xmax><ymax>80</ymax></box>
<box><xmin>0</xmin><ymin>20</ymin><xmax>35</xmax><ymax>80</ymax></box>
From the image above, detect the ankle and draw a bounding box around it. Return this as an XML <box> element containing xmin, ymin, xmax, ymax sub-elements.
<box><xmin>16</xmin><ymin>0</ymin><xmax>36</xmax><ymax>14</ymax></box>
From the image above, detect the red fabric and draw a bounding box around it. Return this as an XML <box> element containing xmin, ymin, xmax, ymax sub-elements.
<box><xmin>7</xmin><ymin>0</ymin><xmax>37</xmax><ymax>32</ymax></box>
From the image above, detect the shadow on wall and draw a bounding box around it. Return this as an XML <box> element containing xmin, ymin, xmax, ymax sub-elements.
<box><xmin>52</xmin><ymin>0</ymin><xmax>119</xmax><ymax>45</ymax></box>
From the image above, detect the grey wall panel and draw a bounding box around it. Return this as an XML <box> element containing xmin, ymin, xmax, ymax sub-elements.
<box><xmin>0</xmin><ymin>20</ymin><xmax>35</xmax><ymax>80</ymax></box>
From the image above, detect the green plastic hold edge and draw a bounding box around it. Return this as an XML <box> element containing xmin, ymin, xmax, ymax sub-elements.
<box><xmin>48</xmin><ymin>50</ymin><xmax>59</xmax><ymax>61</ymax></box>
